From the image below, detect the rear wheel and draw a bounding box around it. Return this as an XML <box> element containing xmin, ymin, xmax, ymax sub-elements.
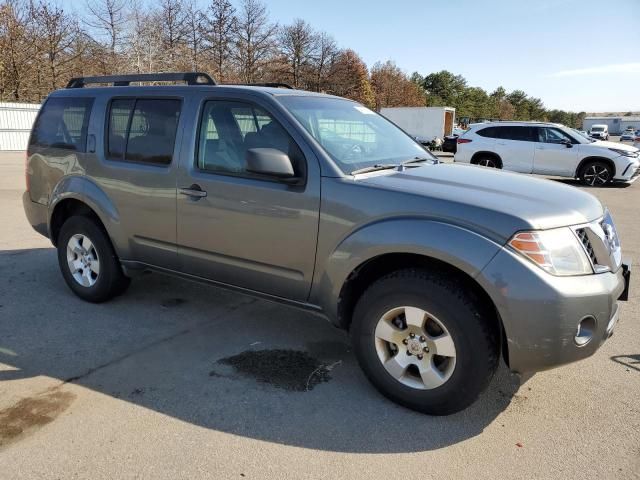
<box><xmin>350</xmin><ymin>269</ymin><xmax>499</xmax><ymax>415</ymax></box>
<box><xmin>473</xmin><ymin>155</ymin><xmax>500</xmax><ymax>168</ymax></box>
<box><xmin>579</xmin><ymin>161</ymin><xmax>612</xmax><ymax>186</ymax></box>
<box><xmin>57</xmin><ymin>216</ymin><xmax>130</xmax><ymax>302</ymax></box>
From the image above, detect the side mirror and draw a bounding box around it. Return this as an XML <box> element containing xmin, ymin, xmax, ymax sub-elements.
<box><xmin>561</xmin><ymin>138</ymin><xmax>573</xmax><ymax>148</ymax></box>
<box><xmin>245</xmin><ymin>148</ymin><xmax>296</xmax><ymax>179</ymax></box>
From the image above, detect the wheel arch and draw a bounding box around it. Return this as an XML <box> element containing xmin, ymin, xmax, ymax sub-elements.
<box><xmin>575</xmin><ymin>156</ymin><xmax>616</xmax><ymax>178</ymax></box>
<box><xmin>337</xmin><ymin>252</ymin><xmax>508</xmax><ymax>366</ymax></box>
<box><xmin>470</xmin><ymin>151</ymin><xmax>503</xmax><ymax>168</ymax></box>
<box><xmin>48</xmin><ymin>176</ymin><xmax>122</xmax><ymax>251</ymax></box>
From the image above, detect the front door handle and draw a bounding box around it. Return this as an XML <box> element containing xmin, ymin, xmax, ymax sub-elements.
<box><xmin>179</xmin><ymin>184</ymin><xmax>207</xmax><ymax>198</ymax></box>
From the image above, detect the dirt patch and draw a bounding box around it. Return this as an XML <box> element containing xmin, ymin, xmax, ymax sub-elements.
<box><xmin>213</xmin><ymin>349</ymin><xmax>339</xmax><ymax>392</ymax></box>
<box><xmin>0</xmin><ymin>389</ymin><xmax>75</xmax><ymax>449</ymax></box>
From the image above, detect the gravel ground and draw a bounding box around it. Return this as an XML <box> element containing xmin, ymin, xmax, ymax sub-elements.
<box><xmin>0</xmin><ymin>150</ymin><xmax>639</xmax><ymax>479</ymax></box>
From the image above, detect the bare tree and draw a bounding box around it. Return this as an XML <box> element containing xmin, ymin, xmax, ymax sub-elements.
<box><xmin>233</xmin><ymin>0</ymin><xmax>277</xmax><ymax>83</ymax></box>
<box><xmin>31</xmin><ymin>1</ymin><xmax>83</xmax><ymax>92</ymax></box>
<box><xmin>0</xmin><ymin>0</ymin><xmax>35</xmax><ymax>100</ymax></box>
<box><xmin>84</xmin><ymin>0</ymin><xmax>127</xmax><ymax>65</ymax></box>
<box><xmin>202</xmin><ymin>0</ymin><xmax>235</xmax><ymax>82</ymax></box>
<box><xmin>159</xmin><ymin>0</ymin><xmax>187</xmax><ymax>68</ymax></box>
<box><xmin>184</xmin><ymin>0</ymin><xmax>203</xmax><ymax>71</ymax></box>
<box><xmin>278</xmin><ymin>18</ymin><xmax>317</xmax><ymax>88</ymax></box>
<box><xmin>310</xmin><ymin>31</ymin><xmax>337</xmax><ymax>92</ymax></box>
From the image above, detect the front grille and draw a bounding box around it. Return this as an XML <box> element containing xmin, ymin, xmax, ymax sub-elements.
<box><xmin>576</xmin><ymin>228</ymin><xmax>597</xmax><ymax>264</ymax></box>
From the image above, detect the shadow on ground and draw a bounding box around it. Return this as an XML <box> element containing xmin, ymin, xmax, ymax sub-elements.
<box><xmin>552</xmin><ymin>178</ymin><xmax>632</xmax><ymax>189</ymax></box>
<box><xmin>0</xmin><ymin>248</ymin><xmax>521</xmax><ymax>453</ymax></box>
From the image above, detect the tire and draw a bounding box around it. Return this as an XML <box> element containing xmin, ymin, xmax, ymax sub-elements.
<box><xmin>579</xmin><ymin>160</ymin><xmax>613</xmax><ymax>186</ymax></box>
<box><xmin>350</xmin><ymin>269</ymin><xmax>498</xmax><ymax>415</ymax></box>
<box><xmin>57</xmin><ymin>215</ymin><xmax>130</xmax><ymax>302</ymax></box>
<box><xmin>473</xmin><ymin>155</ymin><xmax>500</xmax><ymax>168</ymax></box>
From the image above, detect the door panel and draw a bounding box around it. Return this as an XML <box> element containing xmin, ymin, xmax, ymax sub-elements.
<box><xmin>88</xmin><ymin>95</ymin><xmax>182</xmax><ymax>269</ymax></box>
<box><xmin>532</xmin><ymin>127</ymin><xmax>578</xmax><ymax>176</ymax></box>
<box><xmin>491</xmin><ymin>126</ymin><xmax>535</xmax><ymax>173</ymax></box>
<box><xmin>176</xmin><ymin>97</ymin><xmax>321</xmax><ymax>301</ymax></box>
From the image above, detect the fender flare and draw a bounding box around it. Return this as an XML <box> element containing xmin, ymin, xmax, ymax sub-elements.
<box><xmin>310</xmin><ymin>218</ymin><xmax>504</xmax><ymax>323</ymax></box>
<box><xmin>49</xmin><ymin>175</ymin><xmax>124</xmax><ymax>252</ymax></box>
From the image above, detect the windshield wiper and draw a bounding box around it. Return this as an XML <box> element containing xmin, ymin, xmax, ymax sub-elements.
<box><xmin>401</xmin><ymin>156</ymin><xmax>433</xmax><ymax>166</ymax></box>
<box><xmin>350</xmin><ymin>164</ymin><xmax>398</xmax><ymax>175</ymax></box>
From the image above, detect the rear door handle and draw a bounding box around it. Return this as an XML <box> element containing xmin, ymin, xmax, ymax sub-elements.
<box><xmin>179</xmin><ymin>184</ymin><xmax>207</xmax><ymax>198</ymax></box>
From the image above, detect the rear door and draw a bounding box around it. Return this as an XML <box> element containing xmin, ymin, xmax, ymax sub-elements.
<box><xmin>175</xmin><ymin>93</ymin><xmax>321</xmax><ymax>301</ymax></box>
<box><xmin>88</xmin><ymin>93</ymin><xmax>183</xmax><ymax>269</ymax></box>
<box><xmin>532</xmin><ymin>127</ymin><xmax>579</xmax><ymax>176</ymax></box>
<box><xmin>492</xmin><ymin>126</ymin><xmax>536</xmax><ymax>173</ymax></box>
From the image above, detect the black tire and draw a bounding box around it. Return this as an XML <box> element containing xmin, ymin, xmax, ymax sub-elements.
<box><xmin>473</xmin><ymin>155</ymin><xmax>500</xmax><ymax>168</ymax></box>
<box><xmin>579</xmin><ymin>160</ymin><xmax>613</xmax><ymax>186</ymax></box>
<box><xmin>350</xmin><ymin>269</ymin><xmax>498</xmax><ymax>415</ymax></box>
<box><xmin>57</xmin><ymin>215</ymin><xmax>130</xmax><ymax>302</ymax></box>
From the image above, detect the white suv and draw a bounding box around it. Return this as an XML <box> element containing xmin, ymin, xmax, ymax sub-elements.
<box><xmin>454</xmin><ymin>121</ymin><xmax>640</xmax><ymax>186</ymax></box>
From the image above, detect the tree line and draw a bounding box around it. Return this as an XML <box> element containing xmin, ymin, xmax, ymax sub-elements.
<box><xmin>0</xmin><ymin>0</ymin><xmax>584</xmax><ymax>128</ymax></box>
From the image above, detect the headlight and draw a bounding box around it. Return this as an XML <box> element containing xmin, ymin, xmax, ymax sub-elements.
<box><xmin>609</xmin><ymin>148</ymin><xmax>638</xmax><ymax>158</ymax></box>
<box><xmin>508</xmin><ymin>228</ymin><xmax>592</xmax><ymax>276</ymax></box>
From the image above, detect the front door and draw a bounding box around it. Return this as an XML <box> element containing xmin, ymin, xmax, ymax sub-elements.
<box><xmin>532</xmin><ymin>127</ymin><xmax>578</xmax><ymax>176</ymax></box>
<box><xmin>176</xmin><ymin>97</ymin><xmax>321</xmax><ymax>301</ymax></box>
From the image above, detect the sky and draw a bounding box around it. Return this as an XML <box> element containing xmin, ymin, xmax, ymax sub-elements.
<box><xmin>66</xmin><ymin>0</ymin><xmax>640</xmax><ymax>112</ymax></box>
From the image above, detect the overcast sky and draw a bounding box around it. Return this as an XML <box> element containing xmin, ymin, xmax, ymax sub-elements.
<box><xmin>67</xmin><ymin>0</ymin><xmax>640</xmax><ymax>112</ymax></box>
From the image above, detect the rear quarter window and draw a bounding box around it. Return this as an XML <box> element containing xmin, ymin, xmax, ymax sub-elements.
<box><xmin>30</xmin><ymin>97</ymin><xmax>94</xmax><ymax>151</ymax></box>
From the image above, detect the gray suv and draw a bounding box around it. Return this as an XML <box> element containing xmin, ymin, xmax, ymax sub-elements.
<box><xmin>23</xmin><ymin>73</ymin><xmax>631</xmax><ymax>415</ymax></box>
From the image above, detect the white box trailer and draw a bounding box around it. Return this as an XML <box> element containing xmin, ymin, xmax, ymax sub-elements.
<box><xmin>380</xmin><ymin>107</ymin><xmax>455</xmax><ymax>144</ymax></box>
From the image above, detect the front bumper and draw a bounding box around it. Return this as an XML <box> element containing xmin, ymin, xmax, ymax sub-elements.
<box><xmin>477</xmin><ymin>247</ymin><xmax>629</xmax><ymax>373</ymax></box>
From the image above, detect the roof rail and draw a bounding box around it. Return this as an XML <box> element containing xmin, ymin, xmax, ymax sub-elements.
<box><xmin>226</xmin><ymin>82</ymin><xmax>294</xmax><ymax>89</ymax></box>
<box><xmin>66</xmin><ymin>72</ymin><xmax>216</xmax><ymax>88</ymax></box>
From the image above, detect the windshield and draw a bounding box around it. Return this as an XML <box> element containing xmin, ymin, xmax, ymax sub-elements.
<box><xmin>591</xmin><ymin>126</ymin><xmax>604</xmax><ymax>132</ymax></box>
<box><xmin>571</xmin><ymin>128</ymin><xmax>595</xmax><ymax>142</ymax></box>
<box><xmin>278</xmin><ymin>96</ymin><xmax>434</xmax><ymax>174</ymax></box>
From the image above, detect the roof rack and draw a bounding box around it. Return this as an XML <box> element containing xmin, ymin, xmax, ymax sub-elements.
<box><xmin>226</xmin><ymin>82</ymin><xmax>294</xmax><ymax>89</ymax></box>
<box><xmin>66</xmin><ymin>72</ymin><xmax>216</xmax><ymax>88</ymax></box>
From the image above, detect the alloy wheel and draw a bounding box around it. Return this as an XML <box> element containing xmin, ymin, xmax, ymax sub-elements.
<box><xmin>374</xmin><ymin>306</ymin><xmax>457</xmax><ymax>390</ymax></box>
<box><xmin>478</xmin><ymin>158</ymin><xmax>497</xmax><ymax>168</ymax></box>
<box><xmin>583</xmin><ymin>165</ymin><xmax>610</xmax><ymax>186</ymax></box>
<box><xmin>66</xmin><ymin>234</ymin><xmax>100</xmax><ymax>287</ymax></box>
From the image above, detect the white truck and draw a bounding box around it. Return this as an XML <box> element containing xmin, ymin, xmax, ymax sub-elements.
<box><xmin>380</xmin><ymin>107</ymin><xmax>456</xmax><ymax>145</ymax></box>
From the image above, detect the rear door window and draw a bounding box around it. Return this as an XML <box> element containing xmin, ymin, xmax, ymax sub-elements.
<box><xmin>106</xmin><ymin>98</ymin><xmax>181</xmax><ymax>165</ymax></box>
<box><xmin>493</xmin><ymin>126</ymin><xmax>535</xmax><ymax>141</ymax></box>
<box><xmin>30</xmin><ymin>97</ymin><xmax>94</xmax><ymax>151</ymax></box>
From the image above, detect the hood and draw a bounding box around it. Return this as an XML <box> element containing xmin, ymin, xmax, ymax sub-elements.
<box><xmin>589</xmin><ymin>140</ymin><xmax>639</xmax><ymax>152</ymax></box>
<box><xmin>358</xmin><ymin>163</ymin><xmax>604</xmax><ymax>240</ymax></box>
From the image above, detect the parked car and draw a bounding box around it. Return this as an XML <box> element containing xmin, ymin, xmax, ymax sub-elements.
<box><xmin>620</xmin><ymin>130</ymin><xmax>636</xmax><ymax>141</ymax></box>
<box><xmin>573</xmin><ymin>129</ymin><xmax>590</xmax><ymax>139</ymax></box>
<box><xmin>588</xmin><ymin>124</ymin><xmax>609</xmax><ymax>140</ymax></box>
<box><xmin>24</xmin><ymin>73</ymin><xmax>631</xmax><ymax>415</ymax></box>
<box><xmin>455</xmin><ymin>121</ymin><xmax>640</xmax><ymax>185</ymax></box>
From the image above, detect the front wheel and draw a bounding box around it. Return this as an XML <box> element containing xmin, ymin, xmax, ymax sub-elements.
<box><xmin>57</xmin><ymin>216</ymin><xmax>130</xmax><ymax>302</ymax></box>
<box><xmin>579</xmin><ymin>161</ymin><xmax>612</xmax><ymax>186</ymax></box>
<box><xmin>350</xmin><ymin>269</ymin><xmax>499</xmax><ymax>415</ymax></box>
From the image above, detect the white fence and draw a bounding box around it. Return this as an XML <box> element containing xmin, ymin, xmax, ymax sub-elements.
<box><xmin>0</xmin><ymin>102</ymin><xmax>41</xmax><ymax>151</ymax></box>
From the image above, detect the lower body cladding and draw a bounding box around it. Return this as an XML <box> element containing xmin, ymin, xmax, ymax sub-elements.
<box><xmin>477</xmin><ymin>247</ymin><xmax>629</xmax><ymax>373</ymax></box>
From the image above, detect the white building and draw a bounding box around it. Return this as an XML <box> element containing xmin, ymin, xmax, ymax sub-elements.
<box><xmin>0</xmin><ymin>102</ymin><xmax>41</xmax><ymax>151</ymax></box>
<box><xmin>583</xmin><ymin>116</ymin><xmax>640</xmax><ymax>135</ymax></box>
